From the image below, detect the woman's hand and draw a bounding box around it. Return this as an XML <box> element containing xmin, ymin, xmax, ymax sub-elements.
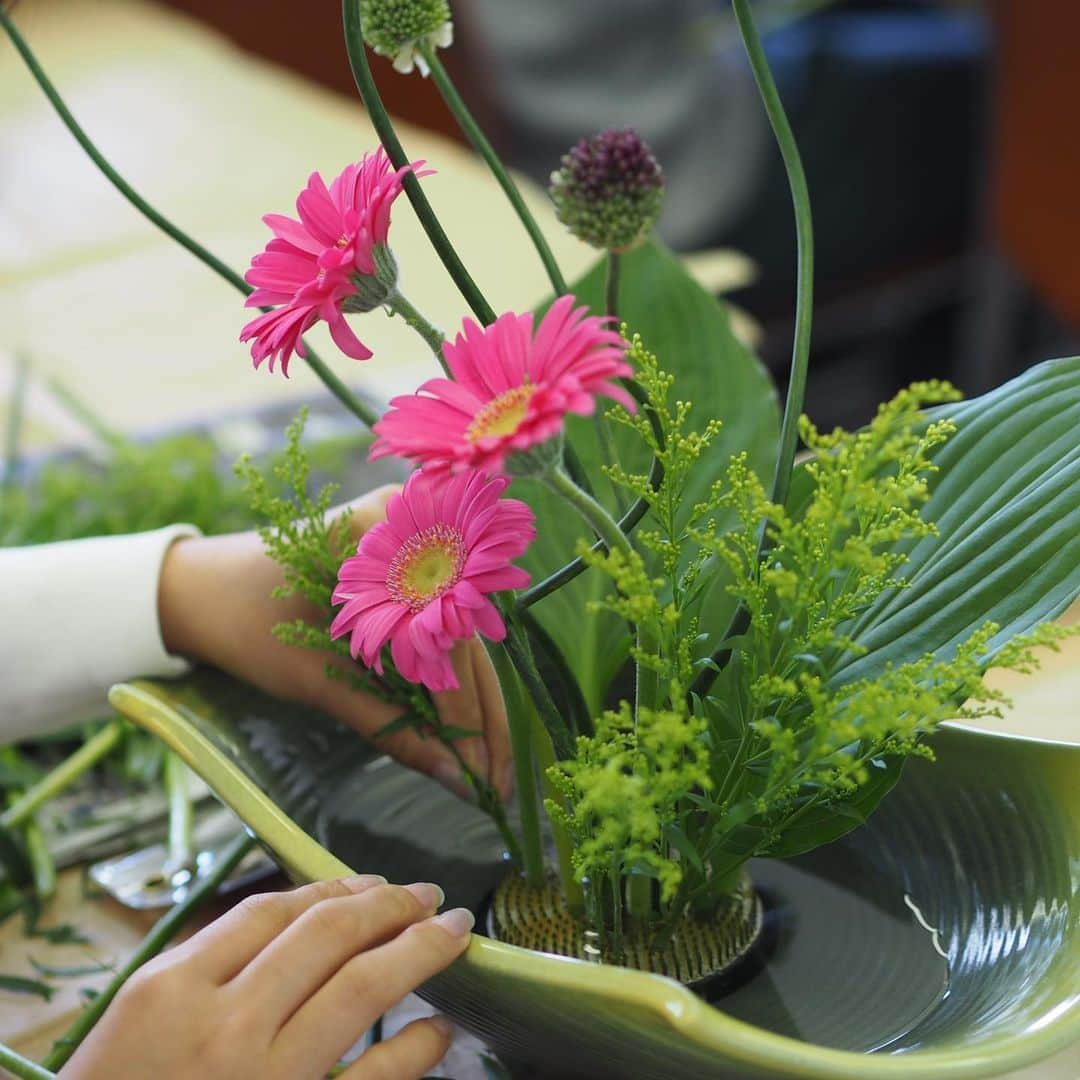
<box><xmin>157</xmin><ymin>485</ymin><xmax>512</xmax><ymax>801</ymax></box>
<box><xmin>60</xmin><ymin>876</ymin><xmax>473</xmax><ymax>1079</ymax></box>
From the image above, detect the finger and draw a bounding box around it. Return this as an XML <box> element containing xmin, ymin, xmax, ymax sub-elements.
<box><xmin>174</xmin><ymin>876</ymin><xmax>386</xmax><ymax>982</ymax></box>
<box><xmin>316</xmin><ymin>671</ymin><xmax>464</xmax><ymax>782</ymax></box>
<box><xmin>227</xmin><ymin>882</ymin><xmax>446</xmax><ymax>1030</ymax></box>
<box><xmin>326</xmin><ymin>485</ymin><xmax>401</xmax><ymax>551</ymax></box>
<box><xmin>273</xmin><ymin>907</ymin><xmax>474</xmax><ymax>1075</ymax></box>
<box><xmin>338</xmin><ymin>1017</ymin><xmax>453</xmax><ymax>1080</ymax></box>
<box><xmin>471</xmin><ymin>638</ymin><xmax>513</xmax><ymax>801</ymax></box>
<box><xmin>431</xmin><ymin>643</ymin><xmax>488</xmax><ymax>783</ymax></box>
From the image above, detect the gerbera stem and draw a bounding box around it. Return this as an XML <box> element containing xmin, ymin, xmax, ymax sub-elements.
<box><xmin>0</xmin><ymin>7</ymin><xmax>380</xmax><ymax>432</ymax></box>
<box><xmin>488</xmin><ymin>645</ymin><xmax>545</xmax><ymax>887</ymax></box>
<box><xmin>385</xmin><ymin>290</ymin><xmax>448</xmax><ymax>371</ymax></box>
<box><xmin>544</xmin><ymin>468</ymin><xmax>632</xmax><ymax>559</ymax></box>
<box><xmin>502</xmin><ymin>616</ymin><xmax>574</xmax><ymax>761</ymax></box>
<box><xmin>342</xmin><ymin>0</ymin><xmax>497</xmax><ymax>326</ymax></box>
<box><xmin>690</xmin><ymin>0</ymin><xmax>815</xmax><ymax>699</ymax></box>
<box><xmin>419</xmin><ymin>43</ymin><xmax>568</xmax><ymax>298</ymax></box>
<box><xmin>43</xmin><ymin>831</ymin><xmax>256</xmax><ymax>1071</ymax></box>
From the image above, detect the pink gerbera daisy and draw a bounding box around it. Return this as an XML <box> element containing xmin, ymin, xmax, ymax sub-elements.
<box><xmin>330</xmin><ymin>469</ymin><xmax>535</xmax><ymax>692</ymax></box>
<box><xmin>240</xmin><ymin>149</ymin><xmax>430</xmax><ymax>376</ymax></box>
<box><xmin>369</xmin><ymin>294</ymin><xmax>634</xmax><ymax>474</ymax></box>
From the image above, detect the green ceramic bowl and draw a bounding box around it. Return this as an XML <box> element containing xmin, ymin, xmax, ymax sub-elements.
<box><xmin>109</xmin><ymin>671</ymin><xmax>1080</xmax><ymax>1079</ymax></box>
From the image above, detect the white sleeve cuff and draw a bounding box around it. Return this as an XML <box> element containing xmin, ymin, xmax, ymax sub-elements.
<box><xmin>0</xmin><ymin>525</ymin><xmax>201</xmax><ymax>743</ymax></box>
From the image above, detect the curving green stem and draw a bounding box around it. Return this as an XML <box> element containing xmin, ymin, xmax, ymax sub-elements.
<box><xmin>342</xmin><ymin>1</ymin><xmax>496</xmax><ymax>325</ymax></box>
<box><xmin>419</xmin><ymin>43</ymin><xmax>568</xmax><ymax>298</ymax></box>
<box><xmin>43</xmin><ymin>832</ymin><xmax>256</xmax><ymax>1071</ymax></box>
<box><xmin>0</xmin><ymin>7</ymin><xmax>379</xmax><ymax>431</ymax></box>
<box><xmin>544</xmin><ymin>467</ymin><xmax>631</xmax><ymax>558</ymax></box>
<box><xmin>691</xmin><ymin>0</ymin><xmax>815</xmax><ymax>697</ymax></box>
<box><xmin>0</xmin><ymin>1044</ymin><xmax>53</xmax><ymax>1080</ymax></box>
<box><xmin>517</xmin><ymin>379</ymin><xmax>665</xmax><ymax>611</ymax></box>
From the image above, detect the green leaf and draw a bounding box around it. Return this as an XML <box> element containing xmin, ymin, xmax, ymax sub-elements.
<box><xmin>766</xmin><ymin>755</ymin><xmax>904</xmax><ymax>858</ymax></box>
<box><xmin>516</xmin><ymin>240</ymin><xmax>779</xmax><ymax>715</ymax></box>
<box><xmin>662</xmin><ymin>823</ymin><xmax>704</xmax><ymax>872</ymax></box>
<box><xmin>0</xmin><ymin>973</ymin><xmax>55</xmax><ymax>1001</ymax></box>
<box><xmin>835</xmin><ymin>357</ymin><xmax>1080</xmax><ymax>685</ymax></box>
<box><xmin>30</xmin><ymin>957</ymin><xmax>112</xmax><ymax>979</ymax></box>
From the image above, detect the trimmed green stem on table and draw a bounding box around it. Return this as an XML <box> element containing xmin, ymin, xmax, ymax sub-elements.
<box><xmin>0</xmin><ymin>721</ymin><xmax>126</xmax><ymax>832</ymax></box>
<box><xmin>0</xmin><ymin>7</ymin><xmax>379</xmax><ymax>432</ymax></box>
<box><xmin>0</xmin><ymin>1044</ymin><xmax>54</xmax><ymax>1080</ymax></box>
<box><xmin>420</xmin><ymin>43</ymin><xmax>568</xmax><ymax>299</ymax></box>
<box><xmin>164</xmin><ymin>752</ymin><xmax>195</xmax><ymax>877</ymax></box>
<box><xmin>23</xmin><ymin>815</ymin><xmax>56</xmax><ymax>901</ymax></box>
<box><xmin>43</xmin><ymin>832</ymin><xmax>256</xmax><ymax>1072</ymax></box>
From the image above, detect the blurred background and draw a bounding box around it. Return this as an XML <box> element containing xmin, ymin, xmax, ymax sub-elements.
<box><xmin>3</xmin><ymin>0</ymin><xmax>1079</xmax><ymax>443</ymax></box>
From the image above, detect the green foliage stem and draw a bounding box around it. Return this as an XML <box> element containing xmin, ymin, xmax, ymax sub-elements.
<box><xmin>342</xmin><ymin>0</ymin><xmax>496</xmax><ymax>325</ymax></box>
<box><xmin>691</xmin><ymin>0</ymin><xmax>815</xmax><ymax>696</ymax></box>
<box><xmin>42</xmin><ymin>833</ymin><xmax>256</xmax><ymax>1071</ymax></box>
<box><xmin>420</xmin><ymin>43</ymin><xmax>568</xmax><ymax>297</ymax></box>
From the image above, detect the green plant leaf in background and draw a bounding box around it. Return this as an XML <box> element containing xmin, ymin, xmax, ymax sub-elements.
<box><xmin>514</xmin><ymin>240</ymin><xmax>780</xmax><ymax>715</ymax></box>
<box><xmin>836</xmin><ymin>356</ymin><xmax>1080</xmax><ymax>685</ymax></box>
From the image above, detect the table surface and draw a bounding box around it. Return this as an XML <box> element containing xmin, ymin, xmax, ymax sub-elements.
<box><xmin>1</xmin><ymin>1</ymin><xmax>1076</xmax><ymax>1076</ymax></box>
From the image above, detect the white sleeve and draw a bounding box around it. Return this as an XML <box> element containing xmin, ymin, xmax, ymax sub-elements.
<box><xmin>0</xmin><ymin>526</ymin><xmax>201</xmax><ymax>744</ymax></box>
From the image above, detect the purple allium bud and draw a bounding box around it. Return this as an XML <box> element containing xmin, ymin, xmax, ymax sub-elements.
<box><xmin>549</xmin><ymin>128</ymin><xmax>665</xmax><ymax>252</ymax></box>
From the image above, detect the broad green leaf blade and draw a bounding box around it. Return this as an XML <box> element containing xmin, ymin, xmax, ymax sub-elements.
<box><xmin>834</xmin><ymin>356</ymin><xmax>1080</xmax><ymax>686</ymax></box>
<box><xmin>516</xmin><ymin>240</ymin><xmax>779</xmax><ymax>715</ymax></box>
<box><xmin>766</xmin><ymin>756</ymin><xmax>904</xmax><ymax>859</ymax></box>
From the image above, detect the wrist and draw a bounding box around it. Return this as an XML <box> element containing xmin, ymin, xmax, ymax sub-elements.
<box><xmin>158</xmin><ymin>534</ymin><xmax>209</xmax><ymax>662</ymax></box>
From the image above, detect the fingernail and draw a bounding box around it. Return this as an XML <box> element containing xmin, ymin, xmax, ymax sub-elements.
<box><xmin>433</xmin><ymin>761</ymin><xmax>476</xmax><ymax>803</ymax></box>
<box><xmin>433</xmin><ymin>907</ymin><xmax>475</xmax><ymax>938</ymax></box>
<box><xmin>343</xmin><ymin>874</ymin><xmax>387</xmax><ymax>891</ymax></box>
<box><xmin>430</xmin><ymin>1014</ymin><xmax>454</xmax><ymax>1038</ymax></box>
<box><xmin>404</xmin><ymin>881</ymin><xmax>445</xmax><ymax>910</ymax></box>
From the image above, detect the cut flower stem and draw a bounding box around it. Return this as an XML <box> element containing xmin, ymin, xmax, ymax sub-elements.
<box><xmin>342</xmin><ymin>0</ymin><xmax>496</xmax><ymax>325</ymax></box>
<box><xmin>386</xmin><ymin>291</ymin><xmax>448</xmax><ymax>371</ymax></box>
<box><xmin>420</xmin><ymin>43</ymin><xmax>568</xmax><ymax>298</ymax></box>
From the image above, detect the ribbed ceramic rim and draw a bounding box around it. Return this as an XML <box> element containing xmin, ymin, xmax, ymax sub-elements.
<box><xmin>109</xmin><ymin>681</ymin><xmax>1080</xmax><ymax>1078</ymax></box>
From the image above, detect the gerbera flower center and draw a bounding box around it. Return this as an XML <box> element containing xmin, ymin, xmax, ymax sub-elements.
<box><xmin>386</xmin><ymin>524</ymin><xmax>466</xmax><ymax>610</ymax></box>
<box><xmin>466</xmin><ymin>384</ymin><xmax>536</xmax><ymax>443</ymax></box>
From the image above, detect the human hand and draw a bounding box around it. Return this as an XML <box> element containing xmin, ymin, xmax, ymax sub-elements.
<box><xmin>157</xmin><ymin>485</ymin><xmax>512</xmax><ymax>801</ymax></box>
<box><xmin>60</xmin><ymin>875</ymin><xmax>473</xmax><ymax>1080</ymax></box>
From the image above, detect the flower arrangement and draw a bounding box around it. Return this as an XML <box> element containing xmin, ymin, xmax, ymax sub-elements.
<box><xmin>5</xmin><ymin>0</ymin><xmax>1078</xmax><ymax>982</ymax></box>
